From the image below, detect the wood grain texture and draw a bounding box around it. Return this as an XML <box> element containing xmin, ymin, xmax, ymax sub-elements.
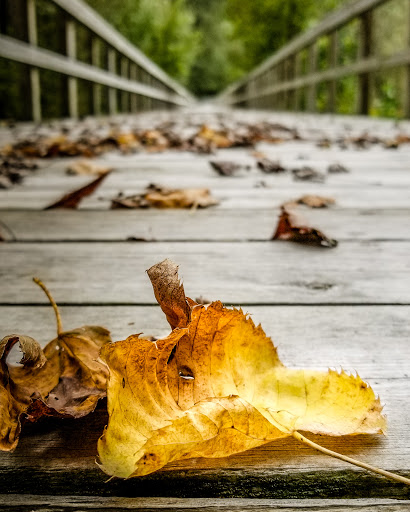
<box><xmin>0</xmin><ymin>209</ymin><xmax>409</xmax><ymax>241</ymax></box>
<box><xmin>2</xmin><ymin>496</ymin><xmax>410</xmax><ymax>511</ymax></box>
<box><xmin>0</xmin><ymin>241</ymin><xmax>409</xmax><ymax>304</ymax></box>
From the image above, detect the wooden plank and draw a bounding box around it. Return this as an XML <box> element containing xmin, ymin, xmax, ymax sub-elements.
<box><xmin>1</xmin><ymin>496</ymin><xmax>410</xmax><ymax>511</ymax></box>
<box><xmin>0</xmin><ymin>35</ymin><xmax>187</xmax><ymax>105</ymax></box>
<box><xmin>0</xmin><ymin>241</ymin><xmax>409</xmax><ymax>304</ymax></box>
<box><xmin>1</xmin><ymin>209</ymin><xmax>409</xmax><ymax>242</ymax></box>
<box><xmin>2</xmin><ymin>186</ymin><xmax>410</xmax><ymax>210</ymax></box>
<box><xmin>1</xmin><ymin>305</ymin><xmax>409</xmax><ymax>379</ymax></box>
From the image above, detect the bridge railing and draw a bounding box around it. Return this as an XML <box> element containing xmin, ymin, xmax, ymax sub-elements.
<box><xmin>0</xmin><ymin>0</ymin><xmax>193</xmax><ymax>121</ymax></box>
<box><xmin>219</xmin><ymin>0</ymin><xmax>410</xmax><ymax>118</ymax></box>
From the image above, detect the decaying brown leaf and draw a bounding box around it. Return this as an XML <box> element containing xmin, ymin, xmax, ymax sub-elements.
<box><xmin>257</xmin><ymin>158</ymin><xmax>286</xmax><ymax>173</ymax></box>
<box><xmin>111</xmin><ymin>184</ymin><xmax>218</xmax><ymax>209</ymax></box>
<box><xmin>293</xmin><ymin>195</ymin><xmax>336</xmax><ymax>208</ymax></box>
<box><xmin>327</xmin><ymin>163</ymin><xmax>349</xmax><ymax>174</ymax></box>
<box><xmin>209</xmin><ymin>160</ymin><xmax>242</xmax><ymax>176</ymax></box>
<box><xmin>272</xmin><ymin>206</ymin><xmax>337</xmax><ymax>248</ymax></box>
<box><xmin>0</xmin><ymin>279</ymin><xmax>111</xmax><ymax>451</ymax></box>
<box><xmin>66</xmin><ymin>160</ymin><xmax>111</xmax><ymax>176</ymax></box>
<box><xmin>97</xmin><ymin>259</ymin><xmax>395</xmax><ymax>481</ymax></box>
<box><xmin>292</xmin><ymin>166</ymin><xmax>325</xmax><ymax>183</ymax></box>
<box><xmin>45</xmin><ymin>171</ymin><xmax>110</xmax><ymax>209</ymax></box>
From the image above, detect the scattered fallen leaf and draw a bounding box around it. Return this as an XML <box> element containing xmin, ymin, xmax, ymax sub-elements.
<box><xmin>66</xmin><ymin>160</ymin><xmax>111</xmax><ymax>176</ymax></box>
<box><xmin>328</xmin><ymin>163</ymin><xmax>349</xmax><ymax>174</ymax></box>
<box><xmin>272</xmin><ymin>206</ymin><xmax>337</xmax><ymax>247</ymax></box>
<box><xmin>294</xmin><ymin>195</ymin><xmax>336</xmax><ymax>208</ymax></box>
<box><xmin>196</xmin><ymin>125</ymin><xmax>232</xmax><ymax>149</ymax></box>
<box><xmin>250</xmin><ymin>151</ymin><xmax>267</xmax><ymax>159</ymax></box>
<box><xmin>292</xmin><ymin>166</ymin><xmax>325</xmax><ymax>183</ymax></box>
<box><xmin>257</xmin><ymin>158</ymin><xmax>286</xmax><ymax>173</ymax></box>
<box><xmin>112</xmin><ymin>184</ymin><xmax>218</xmax><ymax>209</ymax></box>
<box><xmin>316</xmin><ymin>138</ymin><xmax>331</xmax><ymax>148</ymax></box>
<box><xmin>210</xmin><ymin>160</ymin><xmax>242</xmax><ymax>176</ymax></box>
<box><xmin>0</xmin><ymin>156</ymin><xmax>38</xmax><ymax>188</ymax></box>
<box><xmin>97</xmin><ymin>259</ymin><xmax>388</xmax><ymax>480</ymax></box>
<box><xmin>0</xmin><ymin>279</ymin><xmax>111</xmax><ymax>451</ymax></box>
<box><xmin>45</xmin><ymin>170</ymin><xmax>110</xmax><ymax>209</ymax></box>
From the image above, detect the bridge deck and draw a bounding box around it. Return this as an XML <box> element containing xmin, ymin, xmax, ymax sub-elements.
<box><xmin>1</xmin><ymin>109</ymin><xmax>410</xmax><ymax>510</ymax></box>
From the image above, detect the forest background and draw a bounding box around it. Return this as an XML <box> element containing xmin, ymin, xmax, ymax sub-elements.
<box><xmin>1</xmin><ymin>0</ymin><xmax>409</xmax><ymax>119</ymax></box>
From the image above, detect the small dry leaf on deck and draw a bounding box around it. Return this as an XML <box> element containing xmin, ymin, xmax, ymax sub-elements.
<box><xmin>257</xmin><ymin>158</ymin><xmax>286</xmax><ymax>173</ymax></box>
<box><xmin>272</xmin><ymin>206</ymin><xmax>338</xmax><ymax>248</ymax></box>
<box><xmin>288</xmin><ymin>195</ymin><xmax>336</xmax><ymax>208</ymax></box>
<box><xmin>0</xmin><ymin>279</ymin><xmax>111</xmax><ymax>452</ymax></box>
<box><xmin>66</xmin><ymin>160</ymin><xmax>111</xmax><ymax>176</ymax></box>
<box><xmin>327</xmin><ymin>163</ymin><xmax>349</xmax><ymax>174</ymax></box>
<box><xmin>0</xmin><ymin>156</ymin><xmax>38</xmax><ymax>188</ymax></box>
<box><xmin>97</xmin><ymin>259</ymin><xmax>384</xmax><ymax>478</ymax></box>
<box><xmin>209</xmin><ymin>160</ymin><xmax>242</xmax><ymax>176</ymax></box>
<box><xmin>292</xmin><ymin>166</ymin><xmax>326</xmax><ymax>183</ymax></box>
<box><xmin>44</xmin><ymin>171</ymin><xmax>110</xmax><ymax>209</ymax></box>
<box><xmin>111</xmin><ymin>184</ymin><xmax>219</xmax><ymax>209</ymax></box>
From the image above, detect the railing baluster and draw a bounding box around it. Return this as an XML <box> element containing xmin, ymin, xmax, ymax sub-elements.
<box><xmin>91</xmin><ymin>37</ymin><xmax>102</xmax><ymax>116</ymax></box>
<box><xmin>107</xmin><ymin>48</ymin><xmax>117</xmax><ymax>115</ymax></box>
<box><xmin>27</xmin><ymin>0</ymin><xmax>41</xmax><ymax>122</ymax></box>
<box><xmin>404</xmin><ymin>1</ymin><xmax>410</xmax><ymax>118</ymax></box>
<box><xmin>65</xmin><ymin>18</ymin><xmax>78</xmax><ymax>118</ymax></box>
<box><xmin>120</xmin><ymin>56</ymin><xmax>129</xmax><ymax>112</ymax></box>
<box><xmin>328</xmin><ymin>31</ymin><xmax>338</xmax><ymax>113</ymax></box>
<box><xmin>358</xmin><ymin>9</ymin><xmax>373</xmax><ymax>115</ymax></box>
<box><xmin>307</xmin><ymin>43</ymin><xmax>317</xmax><ymax>112</ymax></box>
<box><xmin>129</xmin><ymin>63</ymin><xmax>138</xmax><ymax>112</ymax></box>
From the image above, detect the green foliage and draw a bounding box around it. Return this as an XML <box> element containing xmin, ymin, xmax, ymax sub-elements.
<box><xmin>86</xmin><ymin>0</ymin><xmax>200</xmax><ymax>85</ymax></box>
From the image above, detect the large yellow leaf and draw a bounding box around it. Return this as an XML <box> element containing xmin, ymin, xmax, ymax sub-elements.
<box><xmin>98</xmin><ymin>260</ymin><xmax>386</xmax><ymax>478</ymax></box>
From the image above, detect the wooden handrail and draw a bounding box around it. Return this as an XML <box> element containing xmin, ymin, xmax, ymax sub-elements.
<box><xmin>220</xmin><ymin>0</ymin><xmax>410</xmax><ymax>118</ymax></box>
<box><xmin>0</xmin><ymin>0</ymin><xmax>193</xmax><ymax>121</ymax></box>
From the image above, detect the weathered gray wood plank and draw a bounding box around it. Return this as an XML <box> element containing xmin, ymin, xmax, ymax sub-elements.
<box><xmin>1</xmin><ymin>209</ymin><xmax>409</xmax><ymax>242</ymax></box>
<box><xmin>2</xmin><ymin>496</ymin><xmax>410</xmax><ymax>511</ymax></box>
<box><xmin>0</xmin><ymin>241</ymin><xmax>409</xmax><ymax>304</ymax></box>
<box><xmin>1</xmin><ymin>305</ymin><xmax>408</xmax><ymax>379</ymax></box>
<box><xmin>2</xmin><ymin>186</ymin><xmax>410</xmax><ymax>210</ymax></box>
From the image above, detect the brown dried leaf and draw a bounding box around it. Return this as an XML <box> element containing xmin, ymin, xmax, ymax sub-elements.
<box><xmin>327</xmin><ymin>163</ymin><xmax>349</xmax><ymax>174</ymax></box>
<box><xmin>66</xmin><ymin>160</ymin><xmax>111</xmax><ymax>176</ymax></box>
<box><xmin>295</xmin><ymin>195</ymin><xmax>335</xmax><ymax>208</ymax></box>
<box><xmin>45</xmin><ymin>171</ymin><xmax>110</xmax><ymax>209</ymax></box>
<box><xmin>147</xmin><ymin>259</ymin><xmax>191</xmax><ymax>329</ymax></box>
<box><xmin>257</xmin><ymin>158</ymin><xmax>286</xmax><ymax>173</ymax></box>
<box><xmin>292</xmin><ymin>167</ymin><xmax>325</xmax><ymax>183</ymax></box>
<box><xmin>272</xmin><ymin>206</ymin><xmax>338</xmax><ymax>248</ymax></box>
<box><xmin>0</xmin><ymin>280</ymin><xmax>111</xmax><ymax>451</ymax></box>
<box><xmin>209</xmin><ymin>160</ymin><xmax>241</xmax><ymax>176</ymax></box>
<box><xmin>111</xmin><ymin>184</ymin><xmax>218</xmax><ymax>209</ymax></box>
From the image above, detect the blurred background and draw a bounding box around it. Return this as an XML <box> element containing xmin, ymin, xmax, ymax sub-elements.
<box><xmin>0</xmin><ymin>0</ymin><xmax>409</xmax><ymax>120</ymax></box>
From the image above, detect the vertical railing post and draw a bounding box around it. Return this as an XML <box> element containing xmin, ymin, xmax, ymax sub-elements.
<box><xmin>328</xmin><ymin>31</ymin><xmax>338</xmax><ymax>113</ymax></box>
<box><xmin>129</xmin><ymin>63</ymin><xmax>138</xmax><ymax>113</ymax></box>
<box><xmin>27</xmin><ymin>0</ymin><xmax>41</xmax><ymax>122</ymax></box>
<box><xmin>91</xmin><ymin>37</ymin><xmax>102</xmax><ymax>116</ymax></box>
<box><xmin>307</xmin><ymin>43</ymin><xmax>318</xmax><ymax>112</ymax></box>
<box><xmin>120</xmin><ymin>57</ymin><xmax>129</xmax><ymax>112</ymax></box>
<box><xmin>358</xmin><ymin>10</ymin><xmax>373</xmax><ymax>115</ymax></box>
<box><xmin>404</xmin><ymin>2</ymin><xmax>410</xmax><ymax>118</ymax></box>
<box><xmin>293</xmin><ymin>53</ymin><xmax>302</xmax><ymax>111</ymax></box>
<box><xmin>108</xmin><ymin>48</ymin><xmax>117</xmax><ymax>115</ymax></box>
<box><xmin>65</xmin><ymin>18</ymin><xmax>78</xmax><ymax>118</ymax></box>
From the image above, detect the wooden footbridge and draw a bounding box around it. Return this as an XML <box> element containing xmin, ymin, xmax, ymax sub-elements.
<box><xmin>1</xmin><ymin>0</ymin><xmax>410</xmax><ymax>510</ymax></box>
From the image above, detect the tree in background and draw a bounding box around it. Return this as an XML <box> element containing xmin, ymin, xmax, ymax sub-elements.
<box><xmin>86</xmin><ymin>0</ymin><xmax>200</xmax><ymax>85</ymax></box>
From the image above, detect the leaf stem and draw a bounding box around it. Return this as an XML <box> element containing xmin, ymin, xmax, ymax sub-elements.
<box><xmin>292</xmin><ymin>431</ymin><xmax>410</xmax><ymax>486</ymax></box>
<box><xmin>33</xmin><ymin>278</ymin><xmax>63</xmax><ymax>335</ymax></box>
